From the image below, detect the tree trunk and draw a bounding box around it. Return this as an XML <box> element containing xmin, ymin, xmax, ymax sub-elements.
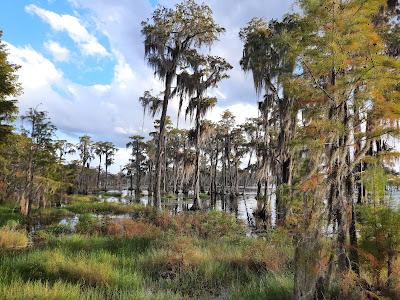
<box><xmin>97</xmin><ymin>155</ymin><xmax>102</xmax><ymax>190</ymax></box>
<box><xmin>193</xmin><ymin>107</ymin><xmax>202</xmax><ymax>210</ymax></box>
<box><xmin>130</xmin><ymin>173</ymin><xmax>133</xmax><ymax>196</ymax></box>
<box><xmin>163</xmin><ymin>136</ymin><xmax>167</xmax><ymax>194</ymax></box>
<box><xmin>148</xmin><ymin>162</ymin><xmax>153</xmax><ymax>197</ymax></box>
<box><xmin>154</xmin><ymin>72</ymin><xmax>173</xmax><ymax>210</ymax></box>
<box><xmin>242</xmin><ymin>150</ymin><xmax>253</xmax><ymax>195</ymax></box>
<box><xmin>26</xmin><ymin>149</ymin><xmax>34</xmax><ymax>217</ymax></box>
<box><xmin>275</xmin><ymin>96</ymin><xmax>295</xmax><ymax>225</ymax></box>
<box><xmin>105</xmin><ymin>154</ymin><xmax>108</xmax><ymax>192</ymax></box>
<box><xmin>135</xmin><ymin>140</ymin><xmax>141</xmax><ymax>199</ymax></box>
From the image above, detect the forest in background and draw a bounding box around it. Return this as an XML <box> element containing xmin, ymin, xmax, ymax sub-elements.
<box><xmin>1</xmin><ymin>0</ymin><xmax>400</xmax><ymax>299</ymax></box>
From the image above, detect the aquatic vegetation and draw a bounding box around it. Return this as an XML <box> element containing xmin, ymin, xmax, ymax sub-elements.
<box><xmin>67</xmin><ymin>201</ymin><xmax>138</xmax><ymax>215</ymax></box>
<box><xmin>75</xmin><ymin>214</ymin><xmax>102</xmax><ymax>235</ymax></box>
<box><xmin>0</xmin><ymin>199</ymin><xmax>294</xmax><ymax>299</ymax></box>
<box><xmin>102</xmin><ymin>192</ymin><xmax>123</xmax><ymax>198</ymax></box>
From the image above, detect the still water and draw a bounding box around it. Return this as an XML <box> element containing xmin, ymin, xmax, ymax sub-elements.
<box><xmin>103</xmin><ymin>189</ymin><xmax>275</xmax><ymax>231</ymax></box>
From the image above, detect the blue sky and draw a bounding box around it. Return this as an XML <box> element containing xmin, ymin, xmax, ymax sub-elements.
<box><xmin>2</xmin><ymin>0</ymin><xmax>293</xmax><ymax>172</ymax></box>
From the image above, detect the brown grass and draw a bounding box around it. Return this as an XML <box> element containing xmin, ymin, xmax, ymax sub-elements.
<box><xmin>221</xmin><ymin>240</ymin><xmax>290</xmax><ymax>273</ymax></box>
<box><xmin>144</xmin><ymin>236</ymin><xmax>206</xmax><ymax>279</ymax></box>
<box><xmin>0</xmin><ymin>226</ymin><xmax>29</xmax><ymax>250</ymax></box>
<box><xmin>105</xmin><ymin>219</ymin><xmax>161</xmax><ymax>239</ymax></box>
<box><xmin>153</xmin><ymin>211</ymin><xmax>243</xmax><ymax>239</ymax></box>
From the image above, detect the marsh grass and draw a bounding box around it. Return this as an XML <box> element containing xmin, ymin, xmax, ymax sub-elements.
<box><xmin>0</xmin><ymin>200</ymin><xmax>294</xmax><ymax>299</ymax></box>
<box><xmin>199</xmin><ymin>193</ymin><xmax>210</xmax><ymax>200</ymax></box>
<box><xmin>102</xmin><ymin>192</ymin><xmax>123</xmax><ymax>198</ymax></box>
<box><xmin>0</xmin><ymin>203</ymin><xmax>23</xmax><ymax>226</ymax></box>
<box><xmin>0</xmin><ymin>225</ymin><xmax>29</xmax><ymax>251</ymax></box>
<box><xmin>30</xmin><ymin>208</ymin><xmax>74</xmax><ymax>226</ymax></box>
<box><xmin>161</xmin><ymin>193</ymin><xmax>177</xmax><ymax>201</ymax></box>
<box><xmin>67</xmin><ymin>201</ymin><xmax>140</xmax><ymax>215</ymax></box>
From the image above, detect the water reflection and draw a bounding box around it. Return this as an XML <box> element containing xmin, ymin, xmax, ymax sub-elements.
<box><xmin>105</xmin><ymin>189</ymin><xmax>276</xmax><ymax>232</ymax></box>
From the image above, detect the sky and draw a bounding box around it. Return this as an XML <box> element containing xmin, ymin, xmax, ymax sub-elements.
<box><xmin>1</xmin><ymin>0</ymin><xmax>294</xmax><ymax>172</ymax></box>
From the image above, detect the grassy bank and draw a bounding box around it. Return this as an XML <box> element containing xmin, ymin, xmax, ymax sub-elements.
<box><xmin>0</xmin><ymin>195</ymin><xmax>293</xmax><ymax>299</ymax></box>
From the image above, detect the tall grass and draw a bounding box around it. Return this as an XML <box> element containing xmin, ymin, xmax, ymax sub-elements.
<box><xmin>0</xmin><ymin>226</ymin><xmax>29</xmax><ymax>250</ymax></box>
<box><xmin>0</xmin><ymin>200</ymin><xmax>295</xmax><ymax>299</ymax></box>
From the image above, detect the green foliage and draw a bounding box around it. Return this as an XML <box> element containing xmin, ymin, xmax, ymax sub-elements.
<box><xmin>358</xmin><ymin>205</ymin><xmax>400</xmax><ymax>270</ymax></box>
<box><xmin>0</xmin><ymin>203</ymin><xmax>23</xmax><ymax>226</ymax></box>
<box><xmin>75</xmin><ymin>214</ymin><xmax>101</xmax><ymax>234</ymax></box>
<box><xmin>0</xmin><ymin>31</ymin><xmax>21</xmax><ymax>141</ymax></box>
<box><xmin>361</xmin><ymin>166</ymin><xmax>388</xmax><ymax>203</ymax></box>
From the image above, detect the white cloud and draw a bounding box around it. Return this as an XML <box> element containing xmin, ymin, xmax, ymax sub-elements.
<box><xmin>6</xmin><ymin>43</ymin><xmax>63</xmax><ymax>90</ymax></box>
<box><xmin>5</xmin><ymin>39</ymin><xmax>158</xmax><ymax>171</ymax></box>
<box><xmin>113</xmin><ymin>51</ymin><xmax>135</xmax><ymax>88</ymax></box>
<box><xmin>10</xmin><ymin>0</ymin><xmax>296</xmax><ymax>172</ymax></box>
<box><xmin>26</xmin><ymin>4</ymin><xmax>109</xmax><ymax>57</ymax></box>
<box><xmin>44</xmin><ymin>40</ymin><xmax>70</xmax><ymax>62</ymax></box>
<box><xmin>206</xmin><ymin>103</ymin><xmax>259</xmax><ymax>125</ymax></box>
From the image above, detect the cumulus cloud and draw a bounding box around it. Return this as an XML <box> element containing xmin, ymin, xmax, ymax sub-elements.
<box><xmin>44</xmin><ymin>40</ymin><xmax>70</xmax><ymax>62</ymax></box>
<box><xmin>6</xmin><ymin>43</ymin><xmax>63</xmax><ymax>90</ymax></box>
<box><xmin>10</xmin><ymin>0</ymin><xmax>295</xmax><ymax>172</ymax></box>
<box><xmin>6</xmin><ymin>40</ymin><xmax>160</xmax><ymax>147</ymax></box>
<box><xmin>25</xmin><ymin>4</ymin><xmax>109</xmax><ymax>57</ymax></box>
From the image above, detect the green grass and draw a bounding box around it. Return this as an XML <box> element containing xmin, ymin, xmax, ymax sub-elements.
<box><xmin>0</xmin><ymin>202</ymin><xmax>23</xmax><ymax>226</ymax></box>
<box><xmin>199</xmin><ymin>193</ymin><xmax>210</xmax><ymax>200</ymax></box>
<box><xmin>0</xmin><ymin>200</ymin><xmax>294</xmax><ymax>299</ymax></box>
<box><xmin>161</xmin><ymin>193</ymin><xmax>177</xmax><ymax>201</ymax></box>
<box><xmin>102</xmin><ymin>192</ymin><xmax>123</xmax><ymax>198</ymax></box>
<box><xmin>66</xmin><ymin>200</ymin><xmax>141</xmax><ymax>215</ymax></box>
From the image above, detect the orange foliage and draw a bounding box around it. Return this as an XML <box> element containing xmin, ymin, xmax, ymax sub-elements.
<box><xmin>105</xmin><ymin>219</ymin><xmax>161</xmax><ymax>239</ymax></box>
<box><xmin>301</xmin><ymin>175</ymin><xmax>323</xmax><ymax>192</ymax></box>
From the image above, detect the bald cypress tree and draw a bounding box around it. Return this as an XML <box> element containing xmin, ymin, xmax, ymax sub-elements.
<box><xmin>287</xmin><ymin>0</ymin><xmax>400</xmax><ymax>297</ymax></box>
<box><xmin>141</xmin><ymin>0</ymin><xmax>224</xmax><ymax>209</ymax></box>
